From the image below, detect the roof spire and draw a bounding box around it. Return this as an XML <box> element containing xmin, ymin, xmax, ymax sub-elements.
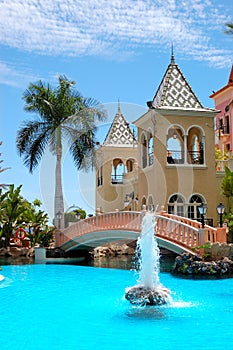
<box><xmin>118</xmin><ymin>98</ymin><xmax>121</xmax><ymax>113</ymax></box>
<box><xmin>171</xmin><ymin>43</ymin><xmax>175</xmax><ymax>64</ymax></box>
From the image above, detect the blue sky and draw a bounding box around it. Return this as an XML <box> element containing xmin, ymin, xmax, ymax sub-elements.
<box><xmin>0</xmin><ymin>0</ymin><xmax>233</xmax><ymax>221</ymax></box>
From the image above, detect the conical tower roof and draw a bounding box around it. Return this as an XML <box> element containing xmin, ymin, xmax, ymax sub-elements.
<box><xmin>103</xmin><ymin>102</ymin><xmax>136</xmax><ymax>147</ymax></box>
<box><xmin>149</xmin><ymin>53</ymin><xmax>203</xmax><ymax>109</ymax></box>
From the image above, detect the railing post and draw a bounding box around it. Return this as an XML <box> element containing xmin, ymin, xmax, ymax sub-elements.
<box><xmin>96</xmin><ymin>208</ymin><xmax>101</xmax><ymax>215</ymax></box>
<box><xmin>216</xmin><ymin>227</ymin><xmax>227</xmax><ymax>243</ymax></box>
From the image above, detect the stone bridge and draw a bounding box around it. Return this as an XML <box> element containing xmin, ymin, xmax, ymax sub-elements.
<box><xmin>55</xmin><ymin>211</ymin><xmax>227</xmax><ymax>255</ymax></box>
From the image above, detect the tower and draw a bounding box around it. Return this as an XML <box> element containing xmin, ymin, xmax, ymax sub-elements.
<box><xmin>134</xmin><ymin>53</ymin><xmax>218</xmax><ymax>223</ymax></box>
<box><xmin>96</xmin><ymin>102</ymin><xmax>138</xmax><ymax>213</ymax></box>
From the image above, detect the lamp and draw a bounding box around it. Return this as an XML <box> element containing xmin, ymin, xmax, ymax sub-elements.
<box><xmin>198</xmin><ymin>203</ymin><xmax>207</xmax><ymax>228</ymax></box>
<box><xmin>216</xmin><ymin>203</ymin><xmax>225</xmax><ymax>228</ymax></box>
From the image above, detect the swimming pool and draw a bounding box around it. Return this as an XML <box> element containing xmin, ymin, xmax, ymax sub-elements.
<box><xmin>1</xmin><ymin>264</ymin><xmax>233</xmax><ymax>350</ymax></box>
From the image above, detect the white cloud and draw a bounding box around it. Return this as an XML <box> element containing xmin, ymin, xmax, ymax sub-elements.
<box><xmin>0</xmin><ymin>0</ymin><xmax>232</xmax><ymax>66</ymax></box>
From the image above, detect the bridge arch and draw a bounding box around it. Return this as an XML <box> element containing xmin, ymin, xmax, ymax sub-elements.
<box><xmin>55</xmin><ymin>211</ymin><xmax>225</xmax><ymax>257</ymax></box>
<box><xmin>60</xmin><ymin>229</ymin><xmax>194</xmax><ymax>255</ymax></box>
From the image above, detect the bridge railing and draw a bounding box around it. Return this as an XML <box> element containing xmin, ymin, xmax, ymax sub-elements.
<box><xmin>56</xmin><ymin>210</ymin><xmax>227</xmax><ymax>250</ymax></box>
<box><xmin>56</xmin><ymin>211</ymin><xmax>144</xmax><ymax>246</ymax></box>
<box><xmin>156</xmin><ymin>215</ymin><xmax>200</xmax><ymax>248</ymax></box>
<box><xmin>159</xmin><ymin>212</ymin><xmax>225</xmax><ymax>245</ymax></box>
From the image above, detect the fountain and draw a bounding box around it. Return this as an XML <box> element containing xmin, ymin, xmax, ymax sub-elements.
<box><xmin>125</xmin><ymin>212</ymin><xmax>170</xmax><ymax>306</ymax></box>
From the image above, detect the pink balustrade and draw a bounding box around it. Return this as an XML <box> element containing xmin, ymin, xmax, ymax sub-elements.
<box><xmin>55</xmin><ymin>211</ymin><xmax>226</xmax><ymax>253</ymax></box>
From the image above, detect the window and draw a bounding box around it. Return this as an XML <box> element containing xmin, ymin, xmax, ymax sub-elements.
<box><xmin>126</xmin><ymin>159</ymin><xmax>134</xmax><ymax>173</ymax></box>
<box><xmin>167</xmin><ymin>127</ymin><xmax>184</xmax><ymax>164</ymax></box>
<box><xmin>111</xmin><ymin>159</ymin><xmax>124</xmax><ymax>184</ymax></box>
<box><xmin>97</xmin><ymin>166</ymin><xmax>103</xmax><ymax>187</ymax></box>
<box><xmin>224</xmin><ymin>115</ymin><xmax>230</xmax><ymax>134</ymax></box>
<box><xmin>188</xmin><ymin>194</ymin><xmax>203</xmax><ymax>220</ymax></box>
<box><xmin>141</xmin><ymin>196</ymin><xmax>147</xmax><ymax>209</ymax></box>
<box><xmin>148</xmin><ymin>195</ymin><xmax>154</xmax><ymax>211</ymax></box>
<box><xmin>187</xmin><ymin>127</ymin><xmax>204</xmax><ymax>165</ymax></box>
<box><xmin>168</xmin><ymin>194</ymin><xmax>185</xmax><ymax>216</ymax></box>
<box><xmin>141</xmin><ymin>133</ymin><xmax>147</xmax><ymax>168</ymax></box>
<box><xmin>148</xmin><ymin>132</ymin><xmax>154</xmax><ymax>166</ymax></box>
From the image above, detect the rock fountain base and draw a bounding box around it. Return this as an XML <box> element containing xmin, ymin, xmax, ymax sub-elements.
<box><xmin>125</xmin><ymin>285</ymin><xmax>170</xmax><ymax>306</ymax></box>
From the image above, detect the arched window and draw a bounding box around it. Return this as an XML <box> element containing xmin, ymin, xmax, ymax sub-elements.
<box><xmin>126</xmin><ymin>158</ymin><xmax>134</xmax><ymax>173</ymax></box>
<box><xmin>167</xmin><ymin>126</ymin><xmax>184</xmax><ymax>164</ymax></box>
<box><xmin>97</xmin><ymin>166</ymin><xmax>103</xmax><ymax>187</ymax></box>
<box><xmin>188</xmin><ymin>194</ymin><xmax>204</xmax><ymax>219</ymax></box>
<box><xmin>187</xmin><ymin>127</ymin><xmax>204</xmax><ymax>165</ymax></box>
<box><xmin>141</xmin><ymin>196</ymin><xmax>147</xmax><ymax>209</ymax></box>
<box><xmin>111</xmin><ymin>158</ymin><xmax>124</xmax><ymax>184</ymax></box>
<box><xmin>168</xmin><ymin>194</ymin><xmax>185</xmax><ymax>216</ymax></box>
<box><xmin>148</xmin><ymin>132</ymin><xmax>154</xmax><ymax>166</ymax></box>
<box><xmin>148</xmin><ymin>195</ymin><xmax>154</xmax><ymax>211</ymax></box>
<box><xmin>141</xmin><ymin>133</ymin><xmax>147</xmax><ymax>168</ymax></box>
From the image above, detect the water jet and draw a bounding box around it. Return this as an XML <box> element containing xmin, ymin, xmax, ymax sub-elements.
<box><xmin>125</xmin><ymin>212</ymin><xmax>171</xmax><ymax>306</ymax></box>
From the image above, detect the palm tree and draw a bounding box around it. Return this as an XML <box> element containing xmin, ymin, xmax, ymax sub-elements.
<box><xmin>16</xmin><ymin>75</ymin><xmax>105</xmax><ymax>229</ymax></box>
<box><xmin>225</xmin><ymin>23</ymin><xmax>233</xmax><ymax>36</ymax></box>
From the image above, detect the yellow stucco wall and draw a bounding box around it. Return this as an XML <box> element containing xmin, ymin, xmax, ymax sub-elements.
<box><xmin>135</xmin><ymin>108</ymin><xmax>218</xmax><ymax>224</ymax></box>
<box><xmin>95</xmin><ymin>145</ymin><xmax>138</xmax><ymax>213</ymax></box>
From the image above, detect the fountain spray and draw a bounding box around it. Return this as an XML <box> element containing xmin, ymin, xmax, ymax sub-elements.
<box><xmin>125</xmin><ymin>212</ymin><xmax>170</xmax><ymax>306</ymax></box>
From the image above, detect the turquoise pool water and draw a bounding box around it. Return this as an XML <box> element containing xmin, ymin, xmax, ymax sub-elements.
<box><xmin>1</xmin><ymin>264</ymin><xmax>233</xmax><ymax>350</ymax></box>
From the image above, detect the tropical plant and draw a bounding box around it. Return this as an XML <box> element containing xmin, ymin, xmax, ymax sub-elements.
<box><xmin>221</xmin><ymin>167</ymin><xmax>233</xmax><ymax>211</ymax></box>
<box><xmin>225</xmin><ymin>23</ymin><xmax>233</xmax><ymax>36</ymax></box>
<box><xmin>0</xmin><ymin>185</ymin><xmax>27</xmax><ymax>247</ymax></box>
<box><xmin>215</xmin><ymin>147</ymin><xmax>231</xmax><ymax>161</ymax></box>
<box><xmin>16</xmin><ymin>76</ymin><xmax>106</xmax><ymax>229</ymax></box>
<box><xmin>0</xmin><ymin>185</ymin><xmax>54</xmax><ymax>248</ymax></box>
<box><xmin>26</xmin><ymin>218</ymin><xmax>55</xmax><ymax>247</ymax></box>
<box><xmin>64</xmin><ymin>208</ymin><xmax>86</xmax><ymax>227</ymax></box>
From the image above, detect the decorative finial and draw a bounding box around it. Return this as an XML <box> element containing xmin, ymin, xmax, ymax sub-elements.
<box><xmin>118</xmin><ymin>98</ymin><xmax>121</xmax><ymax>113</ymax></box>
<box><xmin>171</xmin><ymin>43</ymin><xmax>175</xmax><ymax>64</ymax></box>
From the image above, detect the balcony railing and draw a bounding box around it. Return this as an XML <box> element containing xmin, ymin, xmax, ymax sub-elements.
<box><xmin>111</xmin><ymin>174</ymin><xmax>124</xmax><ymax>184</ymax></box>
<box><xmin>167</xmin><ymin>150</ymin><xmax>184</xmax><ymax>164</ymax></box>
<box><xmin>187</xmin><ymin>150</ymin><xmax>204</xmax><ymax>165</ymax></box>
<box><xmin>148</xmin><ymin>153</ymin><xmax>154</xmax><ymax>166</ymax></box>
<box><xmin>216</xmin><ymin>159</ymin><xmax>230</xmax><ymax>172</ymax></box>
<box><xmin>167</xmin><ymin>150</ymin><xmax>204</xmax><ymax>165</ymax></box>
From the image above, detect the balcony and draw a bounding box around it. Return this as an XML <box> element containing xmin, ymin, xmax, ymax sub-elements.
<box><xmin>111</xmin><ymin>174</ymin><xmax>124</xmax><ymax>184</ymax></box>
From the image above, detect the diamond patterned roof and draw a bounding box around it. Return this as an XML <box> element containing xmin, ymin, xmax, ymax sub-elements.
<box><xmin>103</xmin><ymin>103</ymin><xmax>136</xmax><ymax>146</ymax></box>
<box><xmin>151</xmin><ymin>55</ymin><xmax>203</xmax><ymax>109</ymax></box>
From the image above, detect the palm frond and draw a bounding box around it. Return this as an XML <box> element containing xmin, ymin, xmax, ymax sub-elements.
<box><xmin>224</xmin><ymin>23</ymin><xmax>233</xmax><ymax>36</ymax></box>
<box><xmin>22</xmin><ymin>81</ymin><xmax>55</xmax><ymax>122</ymax></box>
<box><xmin>18</xmin><ymin>75</ymin><xmax>105</xmax><ymax>176</ymax></box>
<box><xmin>16</xmin><ymin>121</ymin><xmax>51</xmax><ymax>172</ymax></box>
<box><xmin>70</xmin><ymin>130</ymin><xmax>97</xmax><ymax>170</ymax></box>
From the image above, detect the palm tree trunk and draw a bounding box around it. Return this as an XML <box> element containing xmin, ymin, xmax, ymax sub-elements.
<box><xmin>54</xmin><ymin>144</ymin><xmax>64</xmax><ymax>230</ymax></box>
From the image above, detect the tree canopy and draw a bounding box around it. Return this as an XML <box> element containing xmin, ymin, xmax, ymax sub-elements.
<box><xmin>16</xmin><ymin>75</ymin><xmax>106</xmax><ymax>229</ymax></box>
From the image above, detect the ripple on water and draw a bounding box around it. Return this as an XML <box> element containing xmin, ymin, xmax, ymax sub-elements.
<box><xmin>0</xmin><ymin>276</ymin><xmax>12</xmax><ymax>288</ymax></box>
